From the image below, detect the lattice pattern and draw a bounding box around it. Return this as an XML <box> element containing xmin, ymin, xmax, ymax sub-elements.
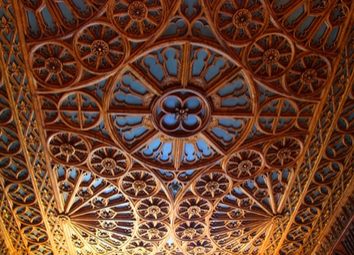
<box><xmin>1</xmin><ymin>0</ymin><xmax>354</xmax><ymax>254</ymax></box>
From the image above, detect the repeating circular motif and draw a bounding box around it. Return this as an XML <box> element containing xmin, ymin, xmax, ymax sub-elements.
<box><xmin>174</xmin><ymin>221</ymin><xmax>206</xmax><ymax>241</ymax></box>
<box><xmin>47</xmin><ymin>132</ymin><xmax>89</xmax><ymax>165</ymax></box>
<box><xmin>177</xmin><ymin>196</ymin><xmax>212</xmax><ymax>221</ymax></box>
<box><xmin>246</xmin><ymin>32</ymin><xmax>295</xmax><ymax>79</ymax></box>
<box><xmin>285</xmin><ymin>54</ymin><xmax>330</xmax><ymax>97</ymax></box>
<box><xmin>214</xmin><ymin>0</ymin><xmax>269</xmax><ymax>45</ymax></box>
<box><xmin>135</xmin><ymin>196</ymin><xmax>171</xmax><ymax>221</ymax></box>
<box><xmin>264</xmin><ymin>137</ymin><xmax>303</xmax><ymax>168</ymax></box>
<box><xmin>183</xmin><ymin>239</ymin><xmax>216</xmax><ymax>255</ymax></box>
<box><xmin>152</xmin><ymin>88</ymin><xmax>212</xmax><ymax>139</ymax></box>
<box><xmin>124</xmin><ymin>239</ymin><xmax>157</xmax><ymax>255</ymax></box>
<box><xmin>30</xmin><ymin>42</ymin><xmax>80</xmax><ymax>88</ymax></box>
<box><xmin>109</xmin><ymin>0</ymin><xmax>166</xmax><ymax>41</ymax></box>
<box><xmin>74</xmin><ymin>22</ymin><xmax>126</xmax><ymax>73</ymax></box>
<box><xmin>137</xmin><ymin>221</ymin><xmax>169</xmax><ymax>241</ymax></box>
<box><xmin>88</xmin><ymin>146</ymin><xmax>132</xmax><ymax>179</ymax></box>
<box><xmin>119</xmin><ymin>170</ymin><xmax>160</xmax><ymax>199</ymax></box>
<box><xmin>192</xmin><ymin>171</ymin><xmax>231</xmax><ymax>199</ymax></box>
<box><xmin>223</xmin><ymin>149</ymin><xmax>265</xmax><ymax>181</ymax></box>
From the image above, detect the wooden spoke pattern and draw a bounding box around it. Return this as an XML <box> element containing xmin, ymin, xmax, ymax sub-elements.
<box><xmin>137</xmin><ymin>221</ymin><xmax>169</xmax><ymax>241</ymax></box>
<box><xmin>264</xmin><ymin>137</ymin><xmax>303</xmax><ymax>168</ymax></box>
<box><xmin>192</xmin><ymin>171</ymin><xmax>232</xmax><ymax>199</ymax></box>
<box><xmin>54</xmin><ymin>166</ymin><xmax>136</xmax><ymax>253</ymax></box>
<box><xmin>135</xmin><ymin>196</ymin><xmax>171</xmax><ymax>221</ymax></box>
<box><xmin>47</xmin><ymin>132</ymin><xmax>89</xmax><ymax>165</ymax></box>
<box><xmin>119</xmin><ymin>170</ymin><xmax>160</xmax><ymax>199</ymax></box>
<box><xmin>74</xmin><ymin>22</ymin><xmax>126</xmax><ymax>73</ymax></box>
<box><xmin>285</xmin><ymin>54</ymin><xmax>330</xmax><ymax>97</ymax></box>
<box><xmin>3</xmin><ymin>0</ymin><xmax>354</xmax><ymax>254</ymax></box>
<box><xmin>246</xmin><ymin>33</ymin><xmax>295</xmax><ymax>79</ymax></box>
<box><xmin>88</xmin><ymin>146</ymin><xmax>132</xmax><ymax>179</ymax></box>
<box><xmin>30</xmin><ymin>42</ymin><xmax>80</xmax><ymax>88</ymax></box>
<box><xmin>174</xmin><ymin>221</ymin><xmax>206</xmax><ymax>241</ymax></box>
<box><xmin>223</xmin><ymin>149</ymin><xmax>265</xmax><ymax>181</ymax></box>
<box><xmin>177</xmin><ymin>196</ymin><xmax>212</xmax><ymax>221</ymax></box>
<box><xmin>109</xmin><ymin>0</ymin><xmax>166</xmax><ymax>40</ymax></box>
<box><xmin>124</xmin><ymin>239</ymin><xmax>157</xmax><ymax>255</ymax></box>
<box><xmin>213</xmin><ymin>0</ymin><xmax>269</xmax><ymax>45</ymax></box>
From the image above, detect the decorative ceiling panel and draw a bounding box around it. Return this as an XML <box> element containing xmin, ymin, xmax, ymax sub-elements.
<box><xmin>0</xmin><ymin>0</ymin><xmax>354</xmax><ymax>255</ymax></box>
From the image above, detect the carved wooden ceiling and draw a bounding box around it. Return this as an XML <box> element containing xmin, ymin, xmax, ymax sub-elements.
<box><xmin>0</xmin><ymin>0</ymin><xmax>354</xmax><ymax>254</ymax></box>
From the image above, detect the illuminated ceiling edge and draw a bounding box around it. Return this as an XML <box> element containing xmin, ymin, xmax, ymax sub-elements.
<box><xmin>0</xmin><ymin>0</ymin><xmax>354</xmax><ymax>254</ymax></box>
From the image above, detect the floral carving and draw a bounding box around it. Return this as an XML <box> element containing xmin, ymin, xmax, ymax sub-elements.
<box><xmin>128</xmin><ymin>1</ymin><xmax>148</xmax><ymax>21</ymax></box>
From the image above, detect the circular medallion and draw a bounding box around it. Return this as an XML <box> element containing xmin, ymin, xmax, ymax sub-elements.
<box><xmin>47</xmin><ymin>132</ymin><xmax>89</xmax><ymax>166</ymax></box>
<box><xmin>136</xmin><ymin>196</ymin><xmax>171</xmax><ymax>221</ymax></box>
<box><xmin>74</xmin><ymin>22</ymin><xmax>126</xmax><ymax>73</ymax></box>
<box><xmin>246</xmin><ymin>33</ymin><xmax>295</xmax><ymax>79</ymax></box>
<box><xmin>223</xmin><ymin>149</ymin><xmax>265</xmax><ymax>181</ymax></box>
<box><xmin>192</xmin><ymin>171</ymin><xmax>232</xmax><ymax>199</ymax></box>
<box><xmin>110</xmin><ymin>0</ymin><xmax>166</xmax><ymax>41</ymax></box>
<box><xmin>119</xmin><ymin>170</ymin><xmax>160</xmax><ymax>199</ymax></box>
<box><xmin>214</xmin><ymin>0</ymin><xmax>269</xmax><ymax>45</ymax></box>
<box><xmin>30</xmin><ymin>42</ymin><xmax>80</xmax><ymax>89</ymax></box>
<box><xmin>177</xmin><ymin>196</ymin><xmax>212</xmax><ymax>221</ymax></box>
<box><xmin>151</xmin><ymin>88</ymin><xmax>212</xmax><ymax>139</ymax></box>
<box><xmin>88</xmin><ymin>146</ymin><xmax>132</xmax><ymax>179</ymax></box>
<box><xmin>285</xmin><ymin>54</ymin><xmax>330</xmax><ymax>97</ymax></box>
<box><xmin>264</xmin><ymin>137</ymin><xmax>303</xmax><ymax>168</ymax></box>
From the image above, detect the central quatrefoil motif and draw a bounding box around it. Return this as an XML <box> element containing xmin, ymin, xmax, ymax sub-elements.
<box><xmin>152</xmin><ymin>88</ymin><xmax>212</xmax><ymax>138</ymax></box>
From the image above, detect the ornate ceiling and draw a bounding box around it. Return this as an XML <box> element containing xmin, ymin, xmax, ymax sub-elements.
<box><xmin>0</xmin><ymin>0</ymin><xmax>354</xmax><ymax>254</ymax></box>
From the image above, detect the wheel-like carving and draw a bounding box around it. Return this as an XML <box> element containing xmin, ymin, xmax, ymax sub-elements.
<box><xmin>88</xmin><ymin>146</ymin><xmax>132</xmax><ymax>179</ymax></box>
<box><xmin>47</xmin><ymin>132</ymin><xmax>89</xmax><ymax>165</ymax></box>
<box><xmin>264</xmin><ymin>137</ymin><xmax>303</xmax><ymax>168</ymax></box>
<box><xmin>223</xmin><ymin>149</ymin><xmax>265</xmax><ymax>181</ymax></box>
<box><xmin>174</xmin><ymin>221</ymin><xmax>206</xmax><ymax>241</ymax></box>
<box><xmin>136</xmin><ymin>196</ymin><xmax>171</xmax><ymax>221</ymax></box>
<box><xmin>246</xmin><ymin>33</ymin><xmax>294</xmax><ymax>79</ymax></box>
<box><xmin>214</xmin><ymin>0</ymin><xmax>269</xmax><ymax>45</ymax></box>
<box><xmin>183</xmin><ymin>239</ymin><xmax>216</xmax><ymax>255</ymax></box>
<box><xmin>74</xmin><ymin>22</ymin><xmax>126</xmax><ymax>73</ymax></box>
<box><xmin>137</xmin><ymin>221</ymin><xmax>169</xmax><ymax>241</ymax></box>
<box><xmin>285</xmin><ymin>54</ymin><xmax>330</xmax><ymax>97</ymax></box>
<box><xmin>110</xmin><ymin>0</ymin><xmax>166</xmax><ymax>41</ymax></box>
<box><xmin>124</xmin><ymin>239</ymin><xmax>157</xmax><ymax>255</ymax></box>
<box><xmin>177</xmin><ymin>196</ymin><xmax>212</xmax><ymax>221</ymax></box>
<box><xmin>192</xmin><ymin>171</ymin><xmax>231</xmax><ymax>199</ymax></box>
<box><xmin>120</xmin><ymin>170</ymin><xmax>159</xmax><ymax>199</ymax></box>
<box><xmin>30</xmin><ymin>42</ymin><xmax>80</xmax><ymax>88</ymax></box>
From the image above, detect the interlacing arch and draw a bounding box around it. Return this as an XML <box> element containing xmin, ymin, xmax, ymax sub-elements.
<box><xmin>0</xmin><ymin>0</ymin><xmax>354</xmax><ymax>254</ymax></box>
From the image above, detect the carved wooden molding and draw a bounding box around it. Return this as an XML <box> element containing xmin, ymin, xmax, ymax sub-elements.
<box><xmin>0</xmin><ymin>0</ymin><xmax>354</xmax><ymax>254</ymax></box>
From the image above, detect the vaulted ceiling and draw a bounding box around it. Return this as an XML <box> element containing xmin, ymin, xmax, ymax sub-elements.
<box><xmin>0</xmin><ymin>0</ymin><xmax>354</xmax><ymax>254</ymax></box>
